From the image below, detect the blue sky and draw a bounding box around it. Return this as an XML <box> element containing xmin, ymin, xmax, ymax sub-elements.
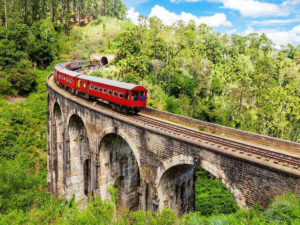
<box><xmin>123</xmin><ymin>0</ymin><xmax>300</xmax><ymax>47</ymax></box>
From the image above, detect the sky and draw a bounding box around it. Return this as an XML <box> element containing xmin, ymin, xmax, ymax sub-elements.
<box><xmin>123</xmin><ymin>0</ymin><xmax>300</xmax><ymax>47</ymax></box>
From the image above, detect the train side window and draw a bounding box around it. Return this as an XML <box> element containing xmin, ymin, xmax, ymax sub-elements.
<box><xmin>103</xmin><ymin>88</ymin><xmax>107</xmax><ymax>93</ymax></box>
<box><xmin>94</xmin><ymin>86</ymin><xmax>97</xmax><ymax>91</ymax></box>
<box><xmin>90</xmin><ymin>85</ymin><xmax>94</xmax><ymax>89</ymax></box>
<box><xmin>108</xmin><ymin>89</ymin><xmax>112</xmax><ymax>95</ymax></box>
<box><xmin>119</xmin><ymin>92</ymin><xmax>124</xmax><ymax>99</ymax></box>
<box><xmin>98</xmin><ymin>87</ymin><xmax>102</xmax><ymax>92</ymax></box>
<box><xmin>125</xmin><ymin>91</ymin><xmax>129</xmax><ymax>100</ymax></box>
<box><xmin>113</xmin><ymin>91</ymin><xmax>118</xmax><ymax>97</ymax></box>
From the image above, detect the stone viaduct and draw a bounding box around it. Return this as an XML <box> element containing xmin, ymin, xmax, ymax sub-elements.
<box><xmin>47</xmin><ymin>74</ymin><xmax>300</xmax><ymax>214</ymax></box>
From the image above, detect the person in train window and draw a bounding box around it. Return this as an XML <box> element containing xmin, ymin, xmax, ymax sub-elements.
<box><xmin>132</xmin><ymin>91</ymin><xmax>138</xmax><ymax>101</ymax></box>
<box><xmin>140</xmin><ymin>91</ymin><xmax>146</xmax><ymax>101</ymax></box>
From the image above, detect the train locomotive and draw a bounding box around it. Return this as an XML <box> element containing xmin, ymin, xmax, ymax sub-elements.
<box><xmin>54</xmin><ymin>61</ymin><xmax>147</xmax><ymax>114</ymax></box>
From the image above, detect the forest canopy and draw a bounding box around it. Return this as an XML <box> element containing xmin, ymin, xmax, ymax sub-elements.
<box><xmin>109</xmin><ymin>18</ymin><xmax>300</xmax><ymax>142</ymax></box>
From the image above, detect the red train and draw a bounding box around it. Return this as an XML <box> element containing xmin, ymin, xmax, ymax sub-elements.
<box><xmin>54</xmin><ymin>62</ymin><xmax>147</xmax><ymax>114</ymax></box>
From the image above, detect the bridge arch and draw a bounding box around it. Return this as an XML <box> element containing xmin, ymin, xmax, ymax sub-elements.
<box><xmin>156</xmin><ymin>155</ymin><xmax>195</xmax><ymax>214</ymax></box>
<box><xmin>97</xmin><ymin>127</ymin><xmax>141</xmax><ymax>210</ymax></box>
<box><xmin>66</xmin><ymin>114</ymin><xmax>91</xmax><ymax>201</ymax></box>
<box><xmin>156</xmin><ymin>155</ymin><xmax>245</xmax><ymax>214</ymax></box>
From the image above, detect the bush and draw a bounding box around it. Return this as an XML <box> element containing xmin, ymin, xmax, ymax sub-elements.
<box><xmin>195</xmin><ymin>169</ymin><xmax>238</xmax><ymax>215</ymax></box>
<box><xmin>28</xmin><ymin>41</ymin><xmax>54</xmax><ymax>67</ymax></box>
<box><xmin>261</xmin><ymin>193</ymin><xmax>300</xmax><ymax>225</ymax></box>
<box><xmin>0</xmin><ymin>39</ymin><xmax>27</xmax><ymax>68</ymax></box>
<box><xmin>0</xmin><ymin>78</ymin><xmax>12</xmax><ymax>95</ymax></box>
<box><xmin>8</xmin><ymin>60</ymin><xmax>36</xmax><ymax>94</ymax></box>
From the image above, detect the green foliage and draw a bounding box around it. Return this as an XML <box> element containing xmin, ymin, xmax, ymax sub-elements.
<box><xmin>261</xmin><ymin>193</ymin><xmax>300</xmax><ymax>225</ymax></box>
<box><xmin>0</xmin><ymin>78</ymin><xmax>12</xmax><ymax>95</ymax></box>
<box><xmin>28</xmin><ymin>41</ymin><xmax>55</xmax><ymax>67</ymax></box>
<box><xmin>0</xmin><ymin>70</ymin><xmax>48</xmax><ymax>213</ymax></box>
<box><xmin>0</xmin><ymin>39</ymin><xmax>27</xmax><ymax>69</ymax></box>
<box><xmin>195</xmin><ymin>169</ymin><xmax>238</xmax><ymax>215</ymax></box>
<box><xmin>0</xmin><ymin>154</ymin><xmax>47</xmax><ymax>213</ymax></box>
<box><xmin>8</xmin><ymin>60</ymin><xmax>36</xmax><ymax>94</ymax></box>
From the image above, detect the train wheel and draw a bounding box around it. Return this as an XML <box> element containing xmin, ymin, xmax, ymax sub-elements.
<box><xmin>133</xmin><ymin>108</ymin><xmax>139</xmax><ymax>115</ymax></box>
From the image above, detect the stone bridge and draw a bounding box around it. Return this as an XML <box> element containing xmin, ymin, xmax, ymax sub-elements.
<box><xmin>47</xmin><ymin>74</ymin><xmax>300</xmax><ymax>214</ymax></box>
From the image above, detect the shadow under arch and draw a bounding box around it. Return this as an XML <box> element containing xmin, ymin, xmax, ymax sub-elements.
<box><xmin>97</xmin><ymin>130</ymin><xmax>140</xmax><ymax>210</ymax></box>
<box><xmin>156</xmin><ymin>155</ymin><xmax>243</xmax><ymax>214</ymax></box>
<box><xmin>52</xmin><ymin>102</ymin><xmax>64</xmax><ymax>198</ymax></box>
<box><xmin>156</xmin><ymin>156</ymin><xmax>195</xmax><ymax>214</ymax></box>
<box><xmin>66</xmin><ymin>114</ymin><xmax>91</xmax><ymax>201</ymax></box>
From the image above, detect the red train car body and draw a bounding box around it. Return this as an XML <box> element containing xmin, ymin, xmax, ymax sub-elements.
<box><xmin>54</xmin><ymin>62</ymin><xmax>147</xmax><ymax>113</ymax></box>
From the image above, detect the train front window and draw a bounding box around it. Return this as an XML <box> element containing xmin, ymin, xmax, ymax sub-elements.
<box><xmin>140</xmin><ymin>91</ymin><xmax>146</xmax><ymax>101</ymax></box>
<box><xmin>132</xmin><ymin>91</ymin><xmax>139</xmax><ymax>101</ymax></box>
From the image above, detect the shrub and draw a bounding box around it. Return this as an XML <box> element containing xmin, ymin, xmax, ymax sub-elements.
<box><xmin>8</xmin><ymin>60</ymin><xmax>36</xmax><ymax>94</ymax></box>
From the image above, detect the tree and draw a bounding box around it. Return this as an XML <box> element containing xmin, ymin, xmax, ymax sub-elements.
<box><xmin>8</xmin><ymin>59</ymin><xmax>36</xmax><ymax>94</ymax></box>
<box><xmin>28</xmin><ymin>41</ymin><xmax>54</xmax><ymax>67</ymax></box>
<box><xmin>0</xmin><ymin>39</ymin><xmax>27</xmax><ymax>69</ymax></box>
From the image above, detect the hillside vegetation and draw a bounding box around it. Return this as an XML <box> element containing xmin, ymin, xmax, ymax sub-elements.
<box><xmin>0</xmin><ymin>2</ymin><xmax>299</xmax><ymax>223</ymax></box>
<box><xmin>64</xmin><ymin>17</ymin><xmax>300</xmax><ymax>142</ymax></box>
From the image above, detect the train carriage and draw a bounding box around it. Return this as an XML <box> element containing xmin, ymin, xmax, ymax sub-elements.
<box><xmin>54</xmin><ymin>65</ymin><xmax>80</xmax><ymax>92</ymax></box>
<box><xmin>77</xmin><ymin>75</ymin><xmax>147</xmax><ymax>113</ymax></box>
<box><xmin>54</xmin><ymin>62</ymin><xmax>148</xmax><ymax>114</ymax></box>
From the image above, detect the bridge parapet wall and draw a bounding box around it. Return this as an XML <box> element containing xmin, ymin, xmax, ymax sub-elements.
<box><xmin>142</xmin><ymin>107</ymin><xmax>300</xmax><ymax>154</ymax></box>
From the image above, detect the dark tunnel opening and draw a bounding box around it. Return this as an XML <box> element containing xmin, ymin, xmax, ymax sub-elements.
<box><xmin>101</xmin><ymin>57</ymin><xmax>108</xmax><ymax>66</ymax></box>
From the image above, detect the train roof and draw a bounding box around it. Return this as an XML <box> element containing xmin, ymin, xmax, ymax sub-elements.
<box><xmin>55</xmin><ymin>65</ymin><xmax>81</xmax><ymax>77</ymax></box>
<box><xmin>78</xmin><ymin>75</ymin><xmax>146</xmax><ymax>91</ymax></box>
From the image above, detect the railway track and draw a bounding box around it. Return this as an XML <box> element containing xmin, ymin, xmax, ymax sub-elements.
<box><xmin>92</xmin><ymin>100</ymin><xmax>300</xmax><ymax>170</ymax></box>
<box><xmin>134</xmin><ymin>114</ymin><xmax>300</xmax><ymax>169</ymax></box>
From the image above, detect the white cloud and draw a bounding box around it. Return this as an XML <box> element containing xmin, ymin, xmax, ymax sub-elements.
<box><xmin>243</xmin><ymin>26</ymin><xmax>255</xmax><ymax>35</ymax></box>
<box><xmin>292</xmin><ymin>24</ymin><xmax>300</xmax><ymax>33</ymax></box>
<box><xmin>170</xmin><ymin>0</ymin><xmax>289</xmax><ymax>17</ymax></box>
<box><xmin>127</xmin><ymin>8</ymin><xmax>140</xmax><ymax>25</ymax></box>
<box><xmin>149</xmin><ymin>5</ymin><xmax>232</xmax><ymax>27</ymax></box>
<box><xmin>251</xmin><ymin>19</ymin><xmax>300</xmax><ymax>26</ymax></box>
<box><xmin>241</xmin><ymin>24</ymin><xmax>300</xmax><ymax>47</ymax></box>
<box><xmin>221</xmin><ymin>0</ymin><xmax>287</xmax><ymax>17</ymax></box>
<box><xmin>225</xmin><ymin>28</ymin><xmax>237</xmax><ymax>35</ymax></box>
<box><xmin>282</xmin><ymin>0</ymin><xmax>300</xmax><ymax>6</ymax></box>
